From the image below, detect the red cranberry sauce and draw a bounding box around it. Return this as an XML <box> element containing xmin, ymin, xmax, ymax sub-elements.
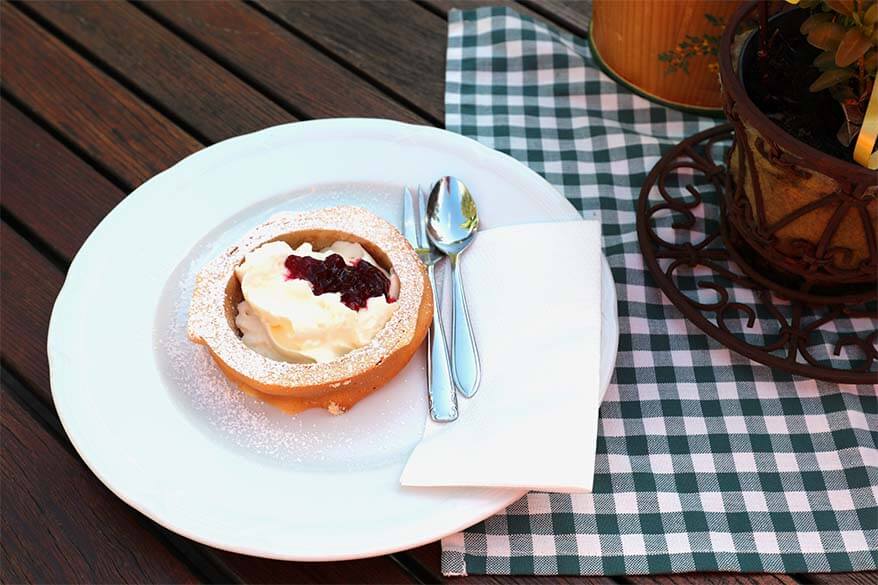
<box><xmin>284</xmin><ymin>253</ymin><xmax>394</xmax><ymax>311</ymax></box>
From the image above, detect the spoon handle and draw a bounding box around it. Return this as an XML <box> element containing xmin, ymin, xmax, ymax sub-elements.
<box><xmin>426</xmin><ymin>264</ymin><xmax>459</xmax><ymax>422</ymax></box>
<box><xmin>450</xmin><ymin>255</ymin><xmax>480</xmax><ymax>397</ymax></box>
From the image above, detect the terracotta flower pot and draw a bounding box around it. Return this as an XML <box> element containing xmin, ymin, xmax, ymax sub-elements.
<box><xmin>719</xmin><ymin>2</ymin><xmax>878</xmax><ymax>293</ymax></box>
<box><xmin>591</xmin><ymin>0</ymin><xmax>741</xmax><ymax>114</ymax></box>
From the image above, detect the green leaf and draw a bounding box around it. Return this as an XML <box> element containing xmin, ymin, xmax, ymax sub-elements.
<box><xmin>866</xmin><ymin>3</ymin><xmax>878</xmax><ymax>26</ymax></box>
<box><xmin>864</xmin><ymin>49</ymin><xmax>877</xmax><ymax>72</ymax></box>
<box><xmin>807</xmin><ymin>21</ymin><xmax>846</xmax><ymax>50</ymax></box>
<box><xmin>835</xmin><ymin>27</ymin><xmax>872</xmax><ymax>66</ymax></box>
<box><xmin>814</xmin><ymin>50</ymin><xmax>838</xmax><ymax>69</ymax></box>
<box><xmin>809</xmin><ymin>68</ymin><xmax>853</xmax><ymax>91</ymax></box>
<box><xmin>460</xmin><ymin>191</ymin><xmax>479</xmax><ymax>231</ymax></box>
<box><xmin>800</xmin><ymin>12</ymin><xmax>833</xmax><ymax>34</ymax></box>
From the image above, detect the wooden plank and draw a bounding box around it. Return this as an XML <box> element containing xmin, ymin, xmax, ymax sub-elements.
<box><xmin>139</xmin><ymin>0</ymin><xmax>426</xmax><ymax>125</ymax></box>
<box><xmin>406</xmin><ymin>542</ymin><xmax>442</xmax><ymax>579</ymax></box>
<box><xmin>420</xmin><ymin>0</ymin><xmax>562</xmax><ymax>26</ymax></box>
<box><xmin>0</xmin><ymin>226</ymin><xmax>64</xmax><ymax>399</ymax></box>
<box><xmin>254</xmin><ymin>0</ymin><xmax>447</xmax><ymax>123</ymax></box>
<box><xmin>214</xmin><ymin>551</ymin><xmax>413</xmax><ymax>584</ymax></box>
<box><xmin>802</xmin><ymin>575</ymin><xmax>878</xmax><ymax>584</ymax></box>
<box><xmin>407</xmin><ymin>541</ymin><xmax>616</xmax><ymax>583</ymax></box>
<box><xmin>1</xmin><ymin>100</ymin><xmax>122</xmax><ymax>260</ymax></box>
<box><xmin>0</xmin><ymin>2</ymin><xmax>200</xmax><ymax>189</ymax></box>
<box><xmin>21</xmin><ymin>0</ymin><xmax>296</xmax><ymax>144</ymax></box>
<box><xmin>519</xmin><ymin>0</ymin><xmax>590</xmax><ymax>37</ymax></box>
<box><xmin>0</xmin><ymin>382</ymin><xmax>201</xmax><ymax>584</ymax></box>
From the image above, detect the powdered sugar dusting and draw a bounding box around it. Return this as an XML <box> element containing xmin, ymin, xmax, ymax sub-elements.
<box><xmin>188</xmin><ymin>206</ymin><xmax>426</xmax><ymax>388</ymax></box>
<box><xmin>154</xmin><ymin>183</ymin><xmax>428</xmax><ymax>470</ymax></box>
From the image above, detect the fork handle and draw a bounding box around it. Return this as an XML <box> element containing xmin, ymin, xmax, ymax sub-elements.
<box><xmin>426</xmin><ymin>265</ymin><xmax>458</xmax><ymax>422</ymax></box>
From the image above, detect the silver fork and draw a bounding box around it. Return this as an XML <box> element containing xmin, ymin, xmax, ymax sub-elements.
<box><xmin>403</xmin><ymin>186</ymin><xmax>458</xmax><ymax>422</ymax></box>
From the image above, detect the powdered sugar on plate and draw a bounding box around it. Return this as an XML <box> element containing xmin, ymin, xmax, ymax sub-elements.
<box><xmin>153</xmin><ymin>183</ymin><xmax>429</xmax><ymax>471</ymax></box>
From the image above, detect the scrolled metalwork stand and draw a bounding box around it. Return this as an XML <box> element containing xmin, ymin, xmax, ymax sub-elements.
<box><xmin>637</xmin><ymin>124</ymin><xmax>877</xmax><ymax>384</ymax></box>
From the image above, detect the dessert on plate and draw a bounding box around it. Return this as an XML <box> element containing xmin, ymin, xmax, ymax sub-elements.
<box><xmin>188</xmin><ymin>206</ymin><xmax>432</xmax><ymax>414</ymax></box>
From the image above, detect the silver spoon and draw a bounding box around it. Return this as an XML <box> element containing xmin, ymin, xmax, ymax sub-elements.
<box><xmin>426</xmin><ymin>176</ymin><xmax>481</xmax><ymax>398</ymax></box>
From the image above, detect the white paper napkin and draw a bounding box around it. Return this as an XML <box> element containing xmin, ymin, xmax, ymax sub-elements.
<box><xmin>400</xmin><ymin>220</ymin><xmax>603</xmax><ymax>493</ymax></box>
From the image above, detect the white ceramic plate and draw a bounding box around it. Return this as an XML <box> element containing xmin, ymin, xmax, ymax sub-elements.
<box><xmin>48</xmin><ymin>119</ymin><xmax>619</xmax><ymax>561</ymax></box>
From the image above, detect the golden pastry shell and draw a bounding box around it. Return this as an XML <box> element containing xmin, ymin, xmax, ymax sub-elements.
<box><xmin>187</xmin><ymin>206</ymin><xmax>432</xmax><ymax>398</ymax></box>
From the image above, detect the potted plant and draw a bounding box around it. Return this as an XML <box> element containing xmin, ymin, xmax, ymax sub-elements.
<box><xmin>718</xmin><ymin>0</ymin><xmax>877</xmax><ymax>296</ymax></box>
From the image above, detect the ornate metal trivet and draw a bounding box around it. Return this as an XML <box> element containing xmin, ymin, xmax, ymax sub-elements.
<box><xmin>637</xmin><ymin>124</ymin><xmax>878</xmax><ymax>384</ymax></box>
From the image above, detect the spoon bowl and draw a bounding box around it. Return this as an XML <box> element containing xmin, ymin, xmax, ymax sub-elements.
<box><xmin>426</xmin><ymin>177</ymin><xmax>480</xmax><ymax>256</ymax></box>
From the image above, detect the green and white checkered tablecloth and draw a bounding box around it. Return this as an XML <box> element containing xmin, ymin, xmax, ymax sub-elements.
<box><xmin>440</xmin><ymin>7</ymin><xmax>877</xmax><ymax>577</ymax></box>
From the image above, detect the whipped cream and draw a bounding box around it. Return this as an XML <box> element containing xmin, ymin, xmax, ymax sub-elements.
<box><xmin>235</xmin><ymin>240</ymin><xmax>399</xmax><ymax>363</ymax></box>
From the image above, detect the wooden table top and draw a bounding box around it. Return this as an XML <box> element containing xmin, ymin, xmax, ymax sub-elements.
<box><xmin>0</xmin><ymin>1</ymin><xmax>871</xmax><ymax>583</ymax></box>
